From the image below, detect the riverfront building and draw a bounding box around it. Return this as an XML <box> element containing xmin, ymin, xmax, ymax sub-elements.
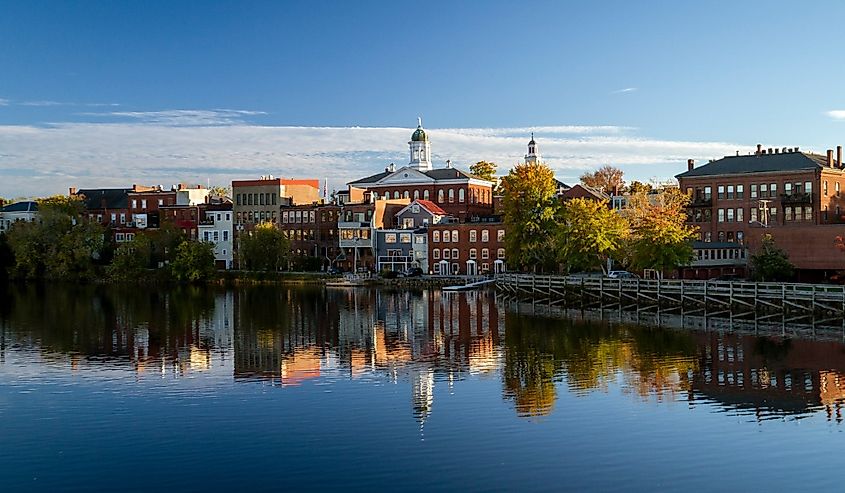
<box><xmin>677</xmin><ymin>144</ymin><xmax>845</xmax><ymax>281</ymax></box>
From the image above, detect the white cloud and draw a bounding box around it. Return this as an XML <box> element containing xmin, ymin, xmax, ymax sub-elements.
<box><xmin>827</xmin><ymin>110</ymin><xmax>845</xmax><ymax>120</ymax></box>
<box><xmin>20</xmin><ymin>100</ymin><xmax>66</xmax><ymax>107</ymax></box>
<box><xmin>0</xmin><ymin>121</ymin><xmax>744</xmax><ymax>198</ymax></box>
<box><xmin>611</xmin><ymin>87</ymin><xmax>638</xmax><ymax>94</ymax></box>
<box><xmin>0</xmin><ymin>98</ymin><xmax>9</xmax><ymax>106</ymax></box>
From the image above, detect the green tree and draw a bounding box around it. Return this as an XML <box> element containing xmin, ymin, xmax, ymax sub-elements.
<box><xmin>239</xmin><ymin>223</ymin><xmax>291</xmax><ymax>271</ymax></box>
<box><xmin>628</xmin><ymin>180</ymin><xmax>653</xmax><ymax>194</ymax></box>
<box><xmin>623</xmin><ymin>189</ymin><xmax>697</xmax><ymax>278</ymax></box>
<box><xmin>146</xmin><ymin>221</ymin><xmax>185</xmax><ymax>266</ymax></box>
<box><xmin>107</xmin><ymin>234</ymin><xmax>153</xmax><ymax>281</ymax></box>
<box><xmin>170</xmin><ymin>240</ymin><xmax>216</xmax><ymax>282</ymax></box>
<box><xmin>557</xmin><ymin>198</ymin><xmax>628</xmax><ymax>274</ymax></box>
<box><xmin>750</xmin><ymin>234</ymin><xmax>794</xmax><ymax>281</ymax></box>
<box><xmin>470</xmin><ymin>161</ymin><xmax>497</xmax><ymax>184</ymax></box>
<box><xmin>580</xmin><ymin>165</ymin><xmax>626</xmax><ymax>194</ymax></box>
<box><xmin>501</xmin><ymin>161</ymin><xmax>560</xmax><ymax>272</ymax></box>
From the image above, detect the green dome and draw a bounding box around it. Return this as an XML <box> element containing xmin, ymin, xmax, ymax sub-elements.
<box><xmin>411</xmin><ymin>126</ymin><xmax>428</xmax><ymax>142</ymax></box>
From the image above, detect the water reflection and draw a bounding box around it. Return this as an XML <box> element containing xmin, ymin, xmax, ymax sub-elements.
<box><xmin>3</xmin><ymin>284</ymin><xmax>845</xmax><ymax>423</ymax></box>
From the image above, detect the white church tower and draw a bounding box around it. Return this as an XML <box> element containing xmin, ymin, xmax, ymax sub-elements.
<box><xmin>525</xmin><ymin>133</ymin><xmax>541</xmax><ymax>164</ymax></box>
<box><xmin>409</xmin><ymin>117</ymin><xmax>433</xmax><ymax>171</ymax></box>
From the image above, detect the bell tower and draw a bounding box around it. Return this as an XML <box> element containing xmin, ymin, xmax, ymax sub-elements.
<box><xmin>525</xmin><ymin>133</ymin><xmax>540</xmax><ymax>164</ymax></box>
<box><xmin>409</xmin><ymin>117</ymin><xmax>432</xmax><ymax>171</ymax></box>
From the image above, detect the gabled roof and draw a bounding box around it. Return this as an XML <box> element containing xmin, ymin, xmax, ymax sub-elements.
<box><xmin>75</xmin><ymin>188</ymin><xmax>132</xmax><ymax>210</ymax></box>
<box><xmin>2</xmin><ymin>201</ymin><xmax>38</xmax><ymax>213</ymax></box>
<box><xmin>561</xmin><ymin>183</ymin><xmax>609</xmax><ymax>201</ymax></box>
<box><xmin>348</xmin><ymin>171</ymin><xmax>392</xmax><ymax>185</ymax></box>
<box><xmin>676</xmin><ymin>151</ymin><xmax>828</xmax><ymax>179</ymax></box>
<box><xmin>396</xmin><ymin>199</ymin><xmax>448</xmax><ymax>217</ymax></box>
<box><xmin>348</xmin><ymin>166</ymin><xmax>482</xmax><ymax>186</ymax></box>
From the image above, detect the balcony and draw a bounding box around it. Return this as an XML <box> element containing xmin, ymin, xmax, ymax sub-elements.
<box><xmin>780</xmin><ymin>192</ymin><xmax>812</xmax><ymax>204</ymax></box>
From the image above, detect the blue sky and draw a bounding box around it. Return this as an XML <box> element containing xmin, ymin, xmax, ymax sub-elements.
<box><xmin>3</xmin><ymin>1</ymin><xmax>845</xmax><ymax>197</ymax></box>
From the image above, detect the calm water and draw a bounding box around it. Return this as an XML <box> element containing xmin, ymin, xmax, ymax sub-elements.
<box><xmin>2</xmin><ymin>284</ymin><xmax>845</xmax><ymax>492</ymax></box>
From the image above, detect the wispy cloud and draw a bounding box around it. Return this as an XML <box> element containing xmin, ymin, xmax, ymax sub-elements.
<box><xmin>0</xmin><ymin>119</ymin><xmax>746</xmax><ymax>198</ymax></box>
<box><xmin>20</xmin><ymin>100</ymin><xmax>66</xmax><ymax>107</ymax></box>
<box><xmin>81</xmin><ymin>108</ymin><xmax>267</xmax><ymax>126</ymax></box>
<box><xmin>611</xmin><ymin>87</ymin><xmax>638</xmax><ymax>94</ymax></box>
<box><xmin>0</xmin><ymin>98</ymin><xmax>9</xmax><ymax>106</ymax></box>
<box><xmin>827</xmin><ymin>110</ymin><xmax>845</xmax><ymax>120</ymax></box>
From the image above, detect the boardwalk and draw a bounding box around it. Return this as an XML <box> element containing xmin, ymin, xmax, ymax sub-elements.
<box><xmin>495</xmin><ymin>273</ymin><xmax>845</xmax><ymax>318</ymax></box>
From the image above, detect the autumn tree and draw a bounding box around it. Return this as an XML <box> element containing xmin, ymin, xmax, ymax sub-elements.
<box><xmin>556</xmin><ymin>198</ymin><xmax>628</xmax><ymax>274</ymax></box>
<box><xmin>470</xmin><ymin>161</ymin><xmax>498</xmax><ymax>187</ymax></box>
<box><xmin>628</xmin><ymin>180</ymin><xmax>652</xmax><ymax>195</ymax></box>
<box><xmin>239</xmin><ymin>223</ymin><xmax>291</xmax><ymax>271</ymax></box>
<box><xmin>750</xmin><ymin>234</ymin><xmax>794</xmax><ymax>281</ymax></box>
<box><xmin>580</xmin><ymin>165</ymin><xmax>626</xmax><ymax>194</ymax></box>
<box><xmin>501</xmin><ymin>161</ymin><xmax>560</xmax><ymax>272</ymax></box>
<box><xmin>208</xmin><ymin>185</ymin><xmax>231</xmax><ymax>199</ymax></box>
<box><xmin>622</xmin><ymin>188</ymin><xmax>697</xmax><ymax>278</ymax></box>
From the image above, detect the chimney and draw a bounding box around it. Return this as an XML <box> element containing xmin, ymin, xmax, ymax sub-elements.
<box><xmin>768</xmin><ymin>148</ymin><xmax>773</xmax><ymax>154</ymax></box>
<box><xmin>687</xmin><ymin>159</ymin><xmax>694</xmax><ymax>171</ymax></box>
<box><xmin>838</xmin><ymin>146</ymin><xmax>842</xmax><ymax>168</ymax></box>
<box><xmin>756</xmin><ymin>144</ymin><xmax>762</xmax><ymax>155</ymax></box>
<box><xmin>389</xmin><ymin>163</ymin><xmax>395</xmax><ymax>172</ymax></box>
<box><xmin>795</xmin><ymin>146</ymin><xmax>799</xmax><ymax>152</ymax></box>
<box><xmin>69</xmin><ymin>187</ymin><xmax>77</xmax><ymax>195</ymax></box>
<box><xmin>446</xmin><ymin>159</ymin><xmax>452</xmax><ymax>168</ymax></box>
<box><xmin>827</xmin><ymin>149</ymin><xmax>834</xmax><ymax>167</ymax></box>
<box><xmin>775</xmin><ymin>148</ymin><xmax>780</xmax><ymax>154</ymax></box>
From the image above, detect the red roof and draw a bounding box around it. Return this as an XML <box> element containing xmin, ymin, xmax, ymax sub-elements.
<box><xmin>415</xmin><ymin>199</ymin><xmax>447</xmax><ymax>215</ymax></box>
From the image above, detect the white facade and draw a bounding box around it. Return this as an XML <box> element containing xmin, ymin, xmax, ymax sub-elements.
<box><xmin>0</xmin><ymin>201</ymin><xmax>38</xmax><ymax>234</ymax></box>
<box><xmin>199</xmin><ymin>209</ymin><xmax>233</xmax><ymax>269</ymax></box>
<box><xmin>408</xmin><ymin>118</ymin><xmax>433</xmax><ymax>171</ymax></box>
<box><xmin>524</xmin><ymin>134</ymin><xmax>541</xmax><ymax>165</ymax></box>
<box><xmin>176</xmin><ymin>187</ymin><xmax>210</xmax><ymax>206</ymax></box>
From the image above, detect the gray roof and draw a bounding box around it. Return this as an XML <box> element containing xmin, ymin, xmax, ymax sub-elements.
<box><xmin>75</xmin><ymin>188</ymin><xmax>132</xmax><ymax>210</ymax></box>
<box><xmin>2</xmin><ymin>201</ymin><xmax>38</xmax><ymax>213</ymax></box>
<box><xmin>676</xmin><ymin>151</ymin><xmax>828</xmax><ymax>179</ymax></box>
<box><xmin>348</xmin><ymin>167</ymin><xmax>477</xmax><ymax>186</ymax></box>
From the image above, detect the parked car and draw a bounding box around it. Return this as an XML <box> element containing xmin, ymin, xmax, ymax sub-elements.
<box><xmin>607</xmin><ymin>270</ymin><xmax>640</xmax><ymax>279</ymax></box>
<box><xmin>400</xmin><ymin>267</ymin><xmax>424</xmax><ymax>277</ymax></box>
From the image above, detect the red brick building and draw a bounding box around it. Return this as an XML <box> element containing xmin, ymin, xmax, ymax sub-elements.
<box><xmin>677</xmin><ymin>145</ymin><xmax>845</xmax><ymax>281</ymax></box>
<box><xmin>428</xmin><ymin>219</ymin><xmax>506</xmax><ymax>275</ymax></box>
<box><xmin>278</xmin><ymin>203</ymin><xmax>341</xmax><ymax>270</ymax></box>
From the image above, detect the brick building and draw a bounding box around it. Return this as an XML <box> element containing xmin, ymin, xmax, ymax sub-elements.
<box><xmin>428</xmin><ymin>219</ymin><xmax>506</xmax><ymax>275</ymax></box>
<box><xmin>278</xmin><ymin>203</ymin><xmax>341</xmax><ymax>270</ymax></box>
<box><xmin>677</xmin><ymin>145</ymin><xmax>845</xmax><ymax>280</ymax></box>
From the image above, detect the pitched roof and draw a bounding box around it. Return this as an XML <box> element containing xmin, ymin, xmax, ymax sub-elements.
<box><xmin>75</xmin><ymin>188</ymin><xmax>132</xmax><ymax>210</ymax></box>
<box><xmin>676</xmin><ymin>151</ymin><xmax>829</xmax><ymax>179</ymax></box>
<box><xmin>415</xmin><ymin>199</ymin><xmax>447</xmax><ymax>215</ymax></box>
<box><xmin>348</xmin><ymin>170</ymin><xmax>392</xmax><ymax>185</ymax></box>
<box><xmin>348</xmin><ymin>166</ymin><xmax>481</xmax><ymax>186</ymax></box>
<box><xmin>2</xmin><ymin>201</ymin><xmax>38</xmax><ymax>213</ymax></box>
<box><xmin>561</xmin><ymin>183</ymin><xmax>610</xmax><ymax>201</ymax></box>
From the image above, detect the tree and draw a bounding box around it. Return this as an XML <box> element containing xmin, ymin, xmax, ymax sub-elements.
<box><xmin>628</xmin><ymin>180</ymin><xmax>652</xmax><ymax>195</ymax></box>
<box><xmin>556</xmin><ymin>198</ymin><xmax>628</xmax><ymax>274</ymax></box>
<box><xmin>750</xmin><ymin>234</ymin><xmax>794</xmax><ymax>281</ymax></box>
<box><xmin>501</xmin><ymin>161</ymin><xmax>560</xmax><ymax>272</ymax></box>
<box><xmin>170</xmin><ymin>240</ymin><xmax>216</xmax><ymax>282</ymax></box>
<box><xmin>146</xmin><ymin>221</ymin><xmax>185</xmax><ymax>266</ymax></box>
<box><xmin>239</xmin><ymin>223</ymin><xmax>291</xmax><ymax>271</ymax></box>
<box><xmin>623</xmin><ymin>189</ymin><xmax>697</xmax><ymax>277</ymax></box>
<box><xmin>107</xmin><ymin>234</ymin><xmax>153</xmax><ymax>281</ymax></box>
<box><xmin>580</xmin><ymin>165</ymin><xmax>625</xmax><ymax>194</ymax></box>
<box><xmin>208</xmin><ymin>185</ymin><xmax>231</xmax><ymax>199</ymax></box>
<box><xmin>470</xmin><ymin>161</ymin><xmax>497</xmax><ymax>185</ymax></box>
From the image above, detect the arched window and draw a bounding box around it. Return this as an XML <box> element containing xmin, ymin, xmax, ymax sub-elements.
<box><xmin>372</xmin><ymin>192</ymin><xmax>379</xmax><ymax>200</ymax></box>
<box><xmin>451</xmin><ymin>230</ymin><xmax>459</xmax><ymax>242</ymax></box>
<box><xmin>413</xmin><ymin>190</ymin><xmax>420</xmax><ymax>200</ymax></box>
<box><xmin>424</xmin><ymin>190</ymin><xmax>430</xmax><ymax>200</ymax></box>
<box><xmin>403</xmin><ymin>190</ymin><xmax>410</xmax><ymax>199</ymax></box>
<box><xmin>448</xmin><ymin>189</ymin><xmax>455</xmax><ymax>203</ymax></box>
<box><xmin>459</xmin><ymin>188</ymin><xmax>465</xmax><ymax>203</ymax></box>
<box><xmin>438</xmin><ymin>190</ymin><xmax>445</xmax><ymax>203</ymax></box>
<box><xmin>497</xmin><ymin>248</ymin><xmax>505</xmax><ymax>259</ymax></box>
<box><xmin>393</xmin><ymin>191</ymin><xmax>400</xmax><ymax>199</ymax></box>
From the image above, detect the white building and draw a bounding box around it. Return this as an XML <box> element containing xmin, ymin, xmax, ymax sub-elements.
<box><xmin>0</xmin><ymin>201</ymin><xmax>38</xmax><ymax>233</ymax></box>
<box><xmin>199</xmin><ymin>204</ymin><xmax>233</xmax><ymax>269</ymax></box>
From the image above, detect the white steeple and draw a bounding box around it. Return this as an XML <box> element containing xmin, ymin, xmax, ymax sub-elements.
<box><xmin>409</xmin><ymin>117</ymin><xmax>432</xmax><ymax>171</ymax></box>
<box><xmin>525</xmin><ymin>133</ymin><xmax>540</xmax><ymax>164</ymax></box>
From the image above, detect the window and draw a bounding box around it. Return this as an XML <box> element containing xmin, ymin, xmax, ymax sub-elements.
<box><xmin>132</xmin><ymin>199</ymin><xmax>138</xmax><ymax>209</ymax></box>
<box><xmin>718</xmin><ymin>208</ymin><xmax>725</xmax><ymax>222</ymax></box>
<box><xmin>718</xmin><ymin>231</ymin><xmax>726</xmax><ymax>243</ymax></box>
<box><xmin>414</xmin><ymin>235</ymin><xmax>425</xmax><ymax>244</ymax></box>
<box><xmin>497</xmin><ymin>248</ymin><xmax>505</xmax><ymax>259</ymax></box>
<box><xmin>403</xmin><ymin>191</ymin><xmax>410</xmax><ymax>199</ymax></box>
<box><xmin>736</xmin><ymin>185</ymin><xmax>744</xmax><ymax>199</ymax></box>
<box><xmin>403</xmin><ymin>218</ymin><xmax>415</xmax><ymax>229</ymax></box>
<box><xmin>433</xmin><ymin>249</ymin><xmax>440</xmax><ymax>260</ymax></box>
<box><xmin>400</xmin><ymin>233</ymin><xmax>411</xmax><ymax>243</ymax></box>
<box><xmin>433</xmin><ymin>231</ymin><xmax>440</xmax><ymax>242</ymax></box>
<box><xmin>120</xmin><ymin>213</ymin><xmax>126</xmax><ymax>224</ymax></box>
<box><xmin>259</xmin><ymin>194</ymin><xmax>264</xmax><ymax>206</ymax></box>
<box><xmin>448</xmin><ymin>189</ymin><xmax>455</xmax><ymax>203</ymax></box>
<box><xmin>452</xmin><ymin>248</ymin><xmax>459</xmax><ymax>259</ymax></box>
<box><xmin>424</xmin><ymin>190</ymin><xmax>430</xmax><ymax>201</ymax></box>
<box><xmin>704</xmin><ymin>186</ymin><xmax>712</xmax><ymax>200</ymax></box>
<box><xmin>727</xmin><ymin>185</ymin><xmax>734</xmax><ymax>199</ymax></box>
<box><xmin>213</xmin><ymin>231</ymin><xmax>219</xmax><ymax>242</ymax></box>
<box><xmin>141</xmin><ymin>199</ymin><xmax>147</xmax><ymax>209</ymax></box>
<box><xmin>110</xmin><ymin>213</ymin><xmax>116</xmax><ymax>223</ymax></box>
<box><xmin>394</xmin><ymin>191</ymin><xmax>400</xmax><ymax>199</ymax></box>
<box><xmin>718</xmin><ymin>185</ymin><xmax>725</xmax><ymax>200</ymax></box>
<box><xmin>751</xmin><ymin>184</ymin><xmax>758</xmax><ymax>198</ymax></box>
<box><xmin>443</xmin><ymin>249</ymin><xmax>450</xmax><ymax>259</ymax></box>
<box><xmin>760</xmin><ymin>184</ymin><xmax>768</xmax><ymax>198</ymax></box>
<box><xmin>837</xmin><ymin>182</ymin><xmax>841</xmax><ymax>197</ymax></box>
<box><xmin>804</xmin><ymin>206</ymin><xmax>813</xmax><ymax>221</ymax></box>
<box><xmin>283</xmin><ymin>212</ymin><xmax>289</xmax><ymax>223</ymax></box>
<box><xmin>223</xmin><ymin>231</ymin><xmax>229</xmax><ymax>241</ymax></box>
<box><xmin>469</xmin><ymin>248</ymin><xmax>477</xmax><ymax>259</ymax></box>
<box><xmin>413</xmin><ymin>190</ymin><xmax>420</xmax><ymax>200</ymax></box>
<box><xmin>438</xmin><ymin>190</ymin><xmax>444</xmax><ymax>203</ymax></box>
<box><xmin>785</xmin><ymin>183</ymin><xmax>793</xmax><ymax>195</ymax></box>
<box><xmin>459</xmin><ymin>189</ymin><xmax>465</xmax><ymax>203</ymax></box>
<box><xmin>770</xmin><ymin>183</ymin><xmax>777</xmax><ymax>196</ymax></box>
<box><xmin>726</xmin><ymin>208</ymin><xmax>734</xmax><ymax>222</ymax></box>
<box><xmin>737</xmin><ymin>231</ymin><xmax>744</xmax><ymax>244</ymax></box>
<box><xmin>158</xmin><ymin>199</ymin><xmax>164</xmax><ymax>206</ymax></box>
<box><xmin>736</xmin><ymin>208</ymin><xmax>743</xmax><ymax>223</ymax></box>
<box><xmin>482</xmin><ymin>248</ymin><xmax>489</xmax><ymax>259</ymax></box>
<box><xmin>785</xmin><ymin>206</ymin><xmax>793</xmax><ymax>221</ymax></box>
<box><xmin>704</xmin><ymin>231</ymin><xmax>712</xmax><ymax>242</ymax></box>
<box><xmin>310</xmin><ymin>211</ymin><xmax>315</xmax><ymax>223</ymax></box>
<box><xmin>750</xmin><ymin>207</ymin><xmax>757</xmax><ymax>223</ymax></box>
<box><xmin>451</xmin><ymin>231</ymin><xmax>459</xmax><ymax>242</ymax></box>
<box><xmin>805</xmin><ymin>181</ymin><xmax>812</xmax><ymax>194</ymax></box>
<box><xmin>469</xmin><ymin>230</ymin><xmax>477</xmax><ymax>242</ymax></box>
<box><xmin>769</xmin><ymin>207</ymin><xmax>777</xmax><ymax>222</ymax></box>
